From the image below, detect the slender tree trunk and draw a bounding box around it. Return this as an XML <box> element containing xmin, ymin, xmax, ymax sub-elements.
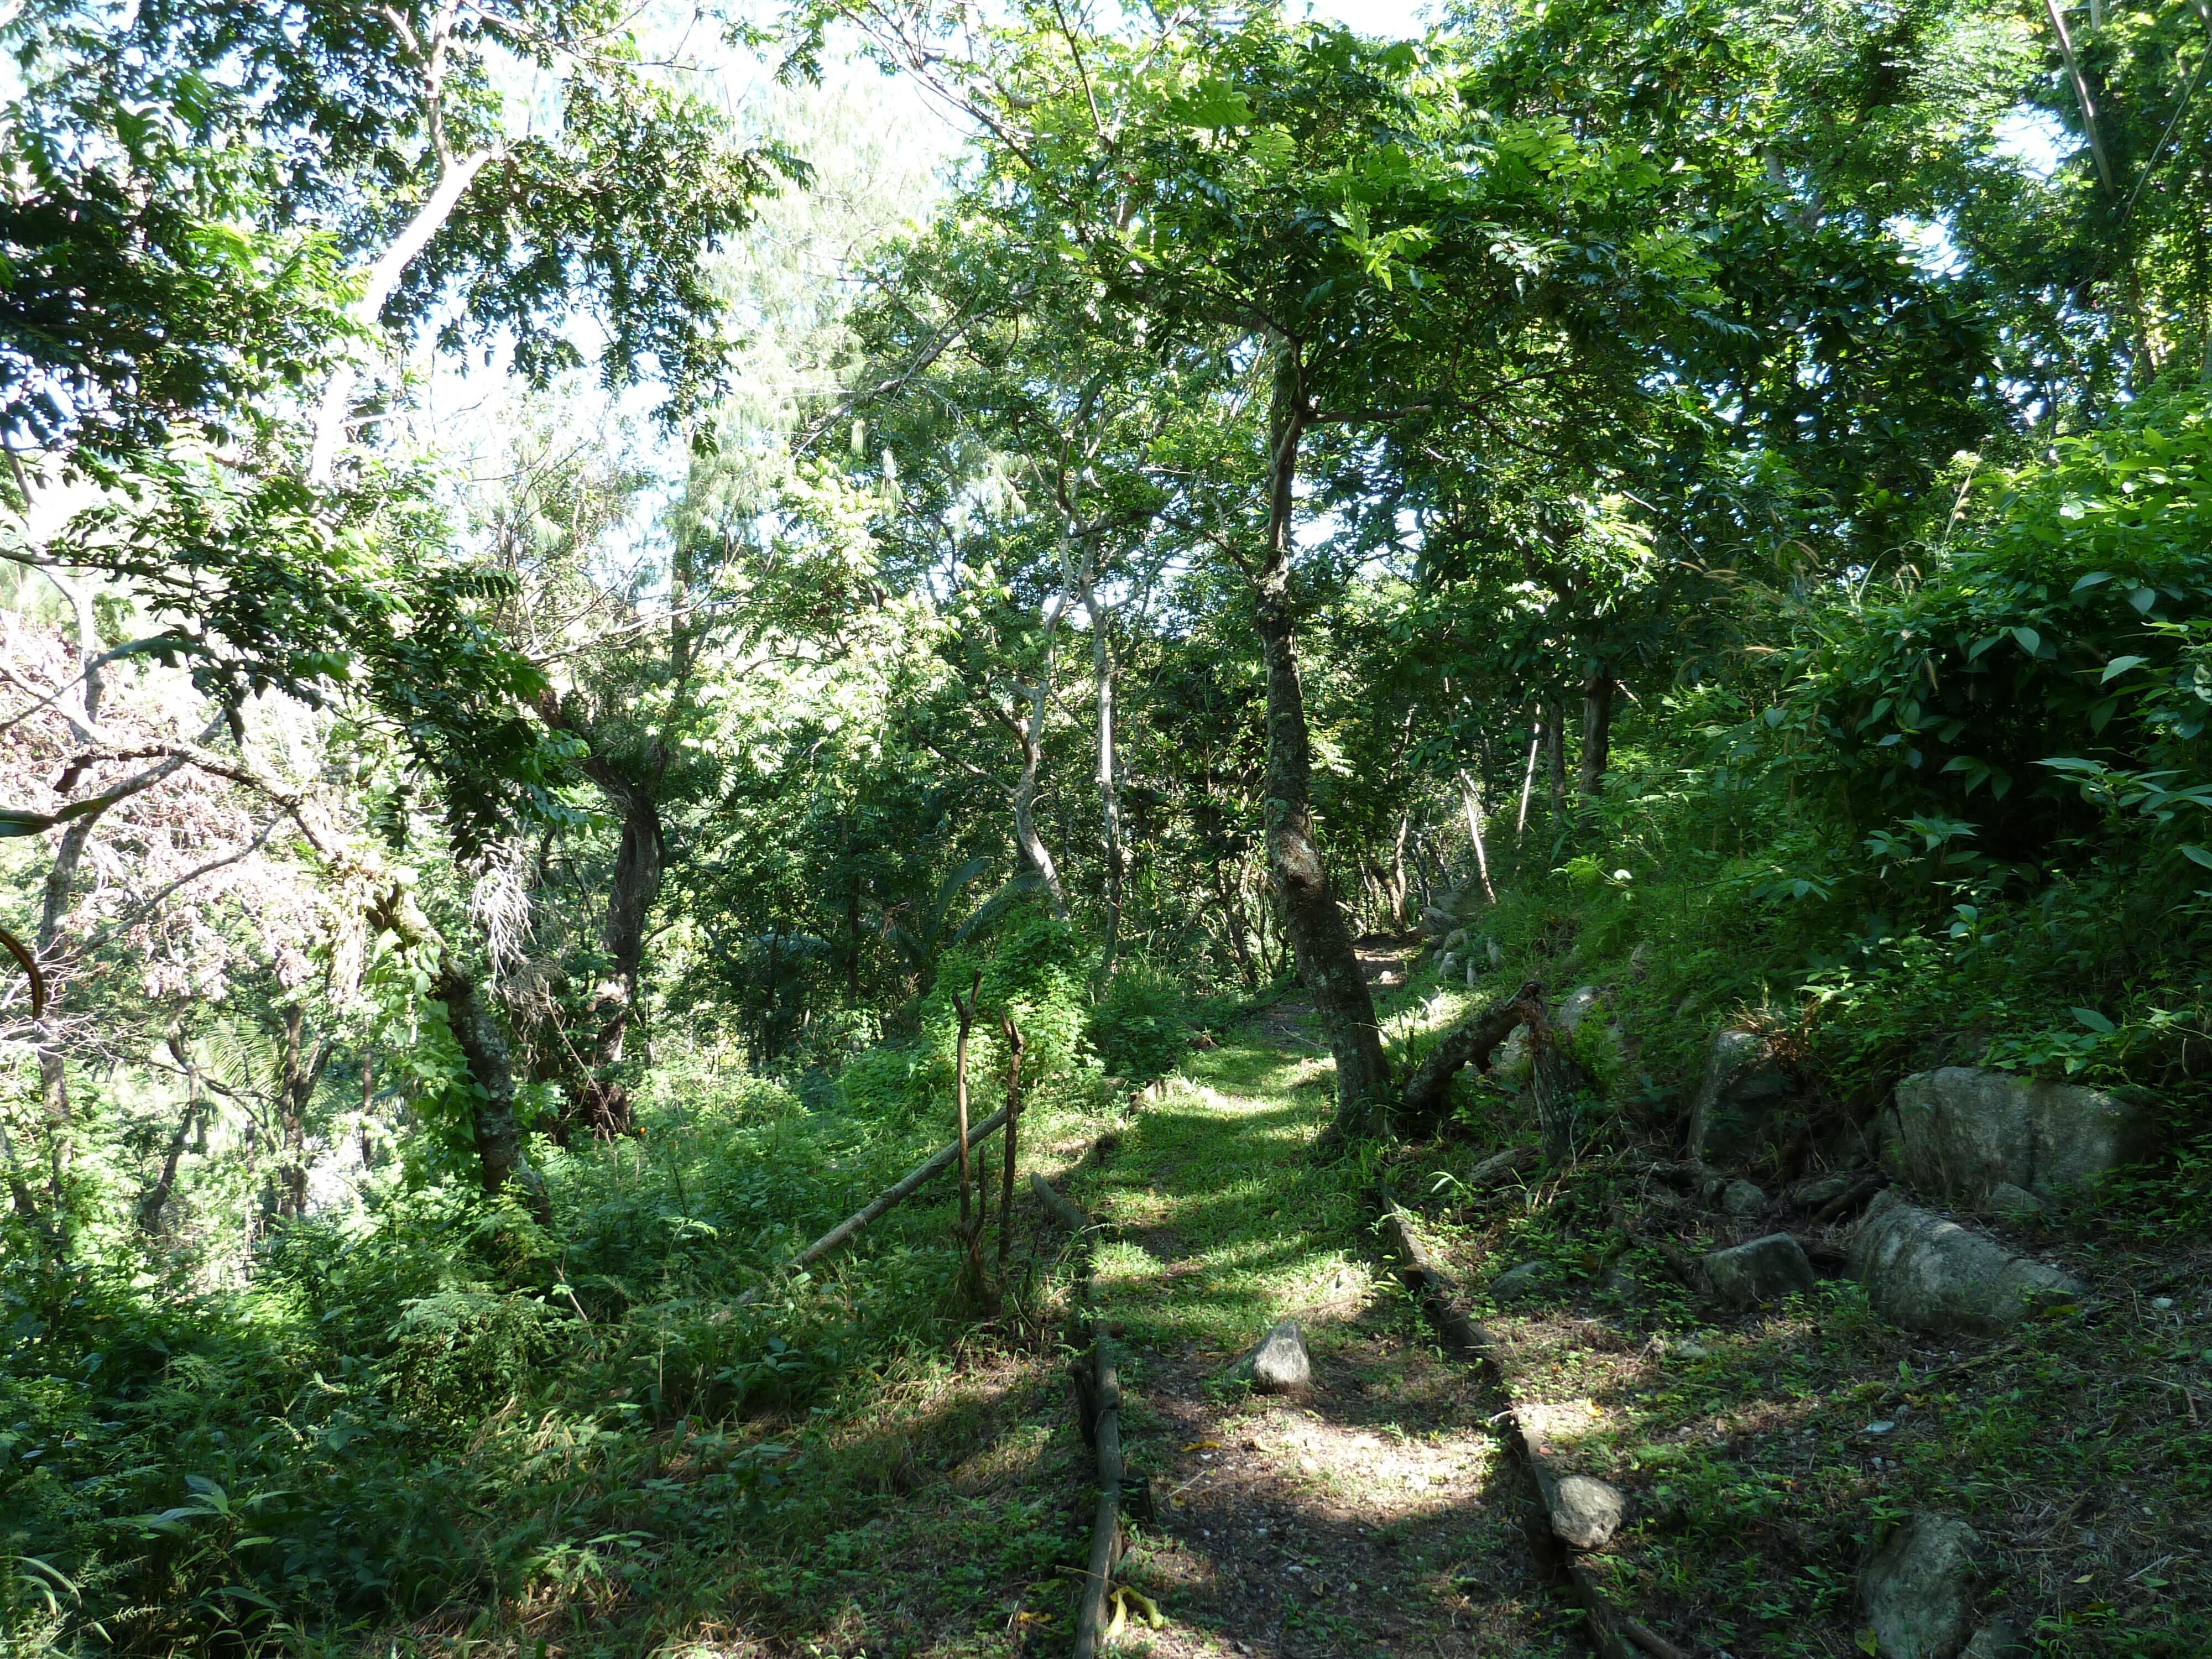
<box><xmin>1255</xmin><ymin>345</ymin><xmax>1390</xmax><ymax>1138</ymax></box>
<box><xmin>1009</xmin><ymin>694</ymin><xmax>1072</xmax><ymax>920</ymax></box>
<box><xmin>1086</xmin><ymin>584</ymin><xmax>1125</xmax><ymax>972</ymax></box>
<box><xmin>141</xmin><ymin>1039</ymin><xmax>201</xmax><ymax>1236</ymax></box>
<box><xmin>1516</xmin><ymin>706</ymin><xmax>1541</xmax><ymax>840</ymax></box>
<box><xmin>1543</xmin><ymin>698</ymin><xmax>1568</xmax><ymax>824</ymax></box>
<box><xmin>1457</xmin><ymin>769</ymin><xmax>1496</xmax><ymax>905</ymax></box>
<box><xmin>845</xmin><ymin>875</ymin><xmax>863</xmax><ymax>1004</ymax></box>
<box><xmin>953</xmin><ymin>969</ymin><xmax>983</xmax><ymax>1288</ymax></box>
<box><xmin>1385</xmin><ymin>812</ymin><xmax>1411</xmax><ymax>928</ymax></box>
<box><xmin>998</xmin><ymin>1017</ymin><xmax>1024</xmax><ymax>1281</ymax></box>
<box><xmin>1578</xmin><ymin>669</ymin><xmax>1616</xmax><ymax>813</ymax></box>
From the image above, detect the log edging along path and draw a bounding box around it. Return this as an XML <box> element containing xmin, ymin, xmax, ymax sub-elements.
<box><xmin>1375</xmin><ymin>1184</ymin><xmax>1692</xmax><ymax>1659</ymax></box>
<box><xmin>1030</xmin><ymin>1167</ymin><xmax>1130</xmax><ymax>1659</ymax></box>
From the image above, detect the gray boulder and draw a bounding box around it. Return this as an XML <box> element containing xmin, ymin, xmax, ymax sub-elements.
<box><xmin>1704</xmin><ymin>1233</ymin><xmax>1817</xmax><ymax>1307</ymax></box>
<box><xmin>1721</xmin><ymin>1178</ymin><xmax>1768</xmax><ymax>1217</ymax></box>
<box><xmin>1686</xmin><ymin>1027</ymin><xmax>1802</xmax><ymax>1164</ymax></box>
<box><xmin>1548</xmin><ymin>1473</ymin><xmax>1627</xmax><ymax>1551</ymax></box>
<box><xmin>1889</xmin><ymin>1067</ymin><xmax>2154</xmax><ymax>1202</ymax></box>
<box><xmin>1850</xmin><ymin>1192</ymin><xmax>2083</xmax><ymax>1337</ymax></box>
<box><xmin>1863</xmin><ymin>1514</ymin><xmax>1983</xmax><ymax>1659</ymax></box>
<box><xmin>1246</xmin><ymin>1318</ymin><xmax>1312</xmax><ymax>1396</ymax></box>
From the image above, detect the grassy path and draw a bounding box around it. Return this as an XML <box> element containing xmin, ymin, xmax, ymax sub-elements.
<box><xmin>1047</xmin><ymin>988</ymin><xmax>1579</xmax><ymax>1659</ymax></box>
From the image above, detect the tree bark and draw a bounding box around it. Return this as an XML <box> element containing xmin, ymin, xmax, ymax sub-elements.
<box><xmin>1085</xmin><ymin>580</ymin><xmax>1125</xmax><ymax>972</ymax></box>
<box><xmin>998</xmin><ymin>1017</ymin><xmax>1024</xmax><ymax>1279</ymax></box>
<box><xmin>274</xmin><ymin>1001</ymin><xmax>330</xmax><ymax>1219</ymax></box>
<box><xmin>1457</xmin><ymin>769</ymin><xmax>1497</xmax><ymax>904</ymax></box>
<box><xmin>435</xmin><ymin>960</ymin><xmax>550</xmax><ymax>1225</ymax></box>
<box><xmin>1008</xmin><ymin>691</ymin><xmax>1071</xmax><ymax>920</ymax></box>
<box><xmin>1398</xmin><ymin>985</ymin><xmax>1538</xmax><ymax>1135</ymax></box>
<box><xmin>593</xmin><ymin>784</ymin><xmax>663</xmax><ymax>1070</ymax></box>
<box><xmin>1255</xmin><ymin>346</ymin><xmax>1390</xmax><ymax>1138</ymax></box>
<box><xmin>1543</xmin><ymin>697</ymin><xmax>1568</xmax><ymax>823</ymax></box>
<box><xmin>1578</xmin><ymin>668</ymin><xmax>1616</xmax><ymax>812</ymax></box>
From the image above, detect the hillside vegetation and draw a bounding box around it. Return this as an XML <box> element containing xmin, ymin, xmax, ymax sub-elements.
<box><xmin>3</xmin><ymin>1</ymin><xmax>2210</xmax><ymax>1656</ymax></box>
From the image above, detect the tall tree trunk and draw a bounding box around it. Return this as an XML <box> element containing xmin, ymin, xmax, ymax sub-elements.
<box><xmin>1256</xmin><ymin>345</ymin><xmax>1390</xmax><ymax>1138</ymax></box>
<box><xmin>437</xmin><ymin>962</ymin><xmax>551</xmax><ymax>1225</ymax></box>
<box><xmin>1008</xmin><ymin>692</ymin><xmax>1072</xmax><ymax>919</ymax></box>
<box><xmin>1085</xmin><ymin>582</ymin><xmax>1125</xmax><ymax>972</ymax></box>
<box><xmin>1543</xmin><ymin>698</ymin><xmax>1567</xmax><ymax>824</ymax></box>
<box><xmin>1515</xmin><ymin>705</ymin><xmax>1541</xmax><ymax>841</ymax></box>
<box><xmin>1457</xmin><ymin>770</ymin><xmax>1496</xmax><ymax>905</ymax></box>
<box><xmin>1578</xmin><ymin>669</ymin><xmax>1616</xmax><ymax>813</ymax></box>
<box><xmin>845</xmin><ymin>873</ymin><xmax>864</xmax><ymax>1004</ymax></box>
<box><xmin>141</xmin><ymin>1031</ymin><xmax>202</xmax><ymax>1235</ymax></box>
<box><xmin>594</xmin><ymin>785</ymin><xmax>663</xmax><ymax>1069</ymax></box>
<box><xmin>1385</xmin><ymin>812</ymin><xmax>1411</xmax><ymax>929</ymax></box>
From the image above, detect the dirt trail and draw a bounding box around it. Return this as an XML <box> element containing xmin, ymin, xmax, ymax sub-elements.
<box><xmin>1065</xmin><ymin>950</ymin><xmax>1578</xmax><ymax>1659</ymax></box>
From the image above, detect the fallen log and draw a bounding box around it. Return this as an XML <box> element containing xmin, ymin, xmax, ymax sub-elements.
<box><xmin>1030</xmin><ymin>1170</ymin><xmax>1092</xmax><ymax>1234</ymax></box>
<box><xmin>1071</xmin><ymin>1324</ymin><xmax>1123</xmax><ymax>1659</ymax></box>
<box><xmin>735</xmin><ymin>1106</ymin><xmax>1010</xmax><ymax>1302</ymax></box>
<box><xmin>1376</xmin><ymin>1188</ymin><xmax>1695</xmax><ymax>1659</ymax></box>
<box><xmin>1376</xmin><ymin>1186</ymin><xmax>1498</xmax><ymax>1360</ymax></box>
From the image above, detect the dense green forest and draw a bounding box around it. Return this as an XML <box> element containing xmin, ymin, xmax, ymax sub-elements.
<box><xmin>3</xmin><ymin>0</ymin><xmax>2210</xmax><ymax>1655</ymax></box>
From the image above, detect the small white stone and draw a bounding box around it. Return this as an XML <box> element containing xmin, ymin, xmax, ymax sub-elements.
<box><xmin>1865</xmin><ymin>1421</ymin><xmax>1895</xmax><ymax>1435</ymax></box>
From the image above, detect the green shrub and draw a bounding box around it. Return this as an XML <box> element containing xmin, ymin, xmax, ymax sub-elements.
<box><xmin>1087</xmin><ymin>959</ymin><xmax>1192</xmax><ymax>1083</ymax></box>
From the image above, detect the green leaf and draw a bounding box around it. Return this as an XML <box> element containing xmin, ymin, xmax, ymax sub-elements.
<box><xmin>2011</xmin><ymin>625</ymin><xmax>2042</xmax><ymax>655</ymax></box>
<box><xmin>2071</xmin><ymin>570</ymin><xmax>2113</xmax><ymax>592</ymax></box>
<box><xmin>2070</xmin><ymin>1008</ymin><xmax>2116</xmax><ymax>1035</ymax></box>
<box><xmin>2181</xmin><ymin>846</ymin><xmax>2212</xmax><ymax>870</ymax></box>
<box><xmin>2099</xmin><ymin>655</ymin><xmax>2147</xmax><ymax>682</ymax></box>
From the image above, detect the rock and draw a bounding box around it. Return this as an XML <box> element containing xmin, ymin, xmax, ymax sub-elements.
<box><xmin>1246</xmin><ymin>1318</ymin><xmax>1312</xmax><ymax>1396</ymax></box>
<box><xmin>1890</xmin><ymin>1067</ymin><xmax>2155</xmax><ymax>1202</ymax></box>
<box><xmin>1598</xmin><ymin>1259</ymin><xmax>1639</xmax><ymax>1301</ymax></box>
<box><xmin>1795</xmin><ymin>1173</ymin><xmax>1853</xmax><ymax>1208</ymax></box>
<box><xmin>1556</xmin><ymin>984</ymin><xmax>1607</xmax><ymax>1031</ymax></box>
<box><xmin>1420</xmin><ymin>905</ymin><xmax>1454</xmax><ymax>938</ymax></box>
<box><xmin>1486</xmin><ymin>939</ymin><xmax>1505</xmax><ymax>970</ymax></box>
<box><xmin>1850</xmin><ymin>1192</ymin><xmax>2083</xmax><ymax>1338</ymax></box>
<box><xmin>1489</xmin><ymin>1261</ymin><xmax>1550</xmax><ymax>1303</ymax></box>
<box><xmin>1436</xmin><ymin>952</ymin><xmax>1458</xmax><ymax>979</ymax></box>
<box><xmin>1686</xmin><ymin>1027</ymin><xmax>1802</xmax><ymax>1164</ymax></box>
<box><xmin>1549</xmin><ymin>1474</ymin><xmax>1627</xmax><ymax>1551</ymax></box>
<box><xmin>1703</xmin><ymin>1233</ymin><xmax>1817</xmax><ymax>1307</ymax></box>
<box><xmin>1981</xmin><ymin>1182</ymin><xmax>2046</xmax><ymax>1219</ymax></box>
<box><xmin>1960</xmin><ymin>1616</ymin><xmax>2030</xmax><ymax>1658</ymax></box>
<box><xmin>1466</xmin><ymin>1144</ymin><xmax>1540</xmax><ymax>1191</ymax></box>
<box><xmin>1629</xmin><ymin>941</ymin><xmax>1650</xmax><ymax>977</ymax></box>
<box><xmin>1515</xmin><ymin>1405</ymin><xmax>1627</xmax><ymax>1550</ymax></box>
<box><xmin>1861</xmin><ymin>1514</ymin><xmax>1983</xmax><ymax>1659</ymax></box>
<box><xmin>1721</xmin><ymin>1179</ymin><xmax>1767</xmax><ymax>1217</ymax></box>
<box><xmin>1443</xmin><ymin>928</ymin><xmax>1469</xmax><ymax>951</ymax></box>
